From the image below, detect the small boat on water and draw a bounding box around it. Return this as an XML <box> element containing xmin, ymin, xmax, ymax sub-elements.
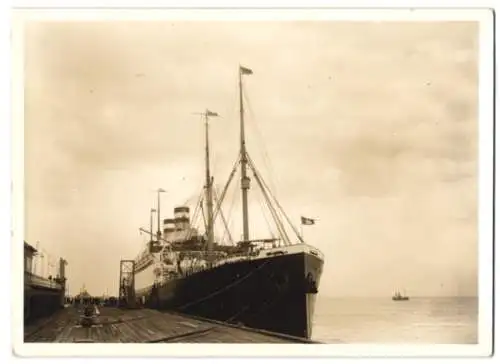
<box><xmin>392</xmin><ymin>289</ymin><xmax>409</xmax><ymax>301</ymax></box>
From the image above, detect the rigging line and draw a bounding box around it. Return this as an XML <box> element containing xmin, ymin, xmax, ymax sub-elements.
<box><xmin>247</xmin><ymin>152</ymin><xmax>293</xmax><ymax>246</ymax></box>
<box><xmin>212</xmin><ymin>186</ymin><xmax>228</xmax><ymax>245</ymax></box>
<box><xmin>207</xmin><ymin>77</ymin><xmax>239</xmax><ymax>182</ymax></box>
<box><xmin>213</xmin><ymin>182</ymin><xmax>230</xmax><ymax>245</ymax></box>
<box><xmin>212</xmin><ymin>167</ymin><xmax>236</xmax><ymax>223</ymax></box>
<box><xmin>182</xmin><ymin>188</ymin><xmax>202</xmax><ymax>207</ymax></box>
<box><xmin>222</xmin><ymin>75</ymin><xmax>240</xmax><ymax>133</ymax></box>
<box><xmin>208</xmin><ymin>183</ymin><xmax>223</xmax><ymax>244</ymax></box>
<box><xmin>196</xmin><ymin>186</ymin><xmax>207</xmax><ymax>235</ymax></box>
<box><xmin>188</xmin><ymin>188</ymin><xmax>205</xmax><ymax>240</ymax></box>
<box><xmin>242</xmin><ymin>89</ymin><xmax>279</xmax><ymax>196</ymax></box>
<box><xmin>212</xmin><ymin>185</ymin><xmax>235</xmax><ymax>246</ymax></box>
<box><xmin>256</xmin><ymin>185</ymin><xmax>276</xmax><ymax>240</ymax></box>
<box><xmin>190</xmin><ymin>188</ymin><xmax>203</xmax><ymax>224</ymax></box>
<box><xmin>224</xmin><ymin>177</ymin><xmax>240</xmax><ymax>244</ymax></box>
<box><xmin>200</xmin><ymin>196</ymin><xmax>208</xmax><ymax>236</ymax></box>
<box><xmin>247</xmin><ymin>153</ymin><xmax>304</xmax><ymax>244</ymax></box>
<box><xmin>212</xmin><ymin>155</ymin><xmax>240</xmax><ymax>223</ymax></box>
<box><xmin>247</xmin><ymin>152</ymin><xmax>296</xmax><ymax>244</ymax></box>
<box><xmin>226</xmin><ymin>282</ymin><xmax>287</xmax><ymax>323</ymax></box>
<box><xmin>226</xmin><ymin>304</ymin><xmax>252</xmax><ymax>323</ymax></box>
<box><xmin>214</xmin><ymin>174</ymin><xmax>237</xmax><ymax>245</ymax></box>
<box><xmin>178</xmin><ymin>260</ymin><xmax>270</xmax><ymax>311</ymax></box>
<box><xmin>247</xmin><ymin>155</ymin><xmax>291</xmax><ymax>246</ymax></box>
<box><xmin>244</xmin><ymin>161</ymin><xmax>276</xmax><ymax>242</ymax></box>
<box><xmin>195</xmin><ymin>189</ymin><xmax>204</xmax><ymax>225</ymax></box>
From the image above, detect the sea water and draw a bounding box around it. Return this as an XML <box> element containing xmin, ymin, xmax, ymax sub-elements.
<box><xmin>311</xmin><ymin>296</ymin><xmax>477</xmax><ymax>344</ymax></box>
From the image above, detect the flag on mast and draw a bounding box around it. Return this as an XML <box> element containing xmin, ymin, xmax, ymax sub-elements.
<box><xmin>301</xmin><ymin>216</ymin><xmax>316</xmax><ymax>225</ymax></box>
<box><xmin>240</xmin><ymin>65</ymin><xmax>253</xmax><ymax>75</ymax></box>
<box><xmin>206</xmin><ymin>110</ymin><xmax>219</xmax><ymax>117</ymax></box>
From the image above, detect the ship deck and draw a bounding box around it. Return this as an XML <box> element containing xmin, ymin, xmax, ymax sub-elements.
<box><xmin>24</xmin><ymin>306</ymin><xmax>322</xmax><ymax>343</ymax></box>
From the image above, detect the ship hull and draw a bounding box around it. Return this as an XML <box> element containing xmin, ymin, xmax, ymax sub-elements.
<box><xmin>136</xmin><ymin>246</ymin><xmax>323</xmax><ymax>339</ymax></box>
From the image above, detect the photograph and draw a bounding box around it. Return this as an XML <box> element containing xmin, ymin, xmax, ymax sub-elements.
<box><xmin>12</xmin><ymin>6</ymin><xmax>494</xmax><ymax>357</ymax></box>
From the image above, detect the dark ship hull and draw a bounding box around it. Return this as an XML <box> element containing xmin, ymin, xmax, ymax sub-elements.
<box><xmin>137</xmin><ymin>247</ymin><xmax>323</xmax><ymax>339</ymax></box>
<box><xmin>392</xmin><ymin>297</ymin><xmax>409</xmax><ymax>301</ymax></box>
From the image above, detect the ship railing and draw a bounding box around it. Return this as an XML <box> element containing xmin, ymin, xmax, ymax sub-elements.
<box><xmin>135</xmin><ymin>254</ymin><xmax>154</xmax><ymax>270</ymax></box>
<box><xmin>164</xmin><ymin>248</ymin><xmax>266</xmax><ymax>279</ymax></box>
<box><xmin>25</xmin><ymin>271</ymin><xmax>62</xmax><ymax>290</ymax></box>
<box><xmin>175</xmin><ymin>254</ymin><xmax>252</xmax><ymax>278</ymax></box>
<box><xmin>169</xmin><ymin>245</ymin><xmax>320</xmax><ymax>280</ymax></box>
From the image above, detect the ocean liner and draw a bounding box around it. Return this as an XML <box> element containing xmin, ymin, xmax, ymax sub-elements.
<box><xmin>130</xmin><ymin>66</ymin><xmax>324</xmax><ymax>339</ymax></box>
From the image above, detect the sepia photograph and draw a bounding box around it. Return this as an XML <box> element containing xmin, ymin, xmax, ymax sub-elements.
<box><xmin>11</xmin><ymin>6</ymin><xmax>493</xmax><ymax>358</ymax></box>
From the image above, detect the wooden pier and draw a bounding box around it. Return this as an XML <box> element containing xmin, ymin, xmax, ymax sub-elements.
<box><xmin>24</xmin><ymin>306</ymin><xmax>321</xmax><ymax>343</ymax></box>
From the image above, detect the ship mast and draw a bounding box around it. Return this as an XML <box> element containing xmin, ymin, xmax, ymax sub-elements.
<box><xmin>196</xmin><ymin>109</ymin><xmax>219</xmax><ymax>252</ymax></box>
<box><xmin>239</xmin><ymin>65</ymin><xmax>253</xmax><ymax>242</ymax></box>
<box><xmin>205</xmin><ymin>111</ymin><xmax>214</xmax><ymax>251</ymax></box>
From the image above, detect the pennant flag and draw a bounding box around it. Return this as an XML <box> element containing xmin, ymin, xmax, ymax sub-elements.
<box><xmin>240</xmin><ymin>65</ymin><xmax>253</xmax><ymax>75</ymax></box>
<box><xmin>301</xmin><ymin>216</ymin><xmax>316</xmax><ymax>225</ymax></box>
<box><xmin>158</xmin><ymin>188</ymin><xmax>166</xmax><ymax>192</ymax></box>
<box><xmin>206</xmin><ymin>110</ymin><xmax>219</xmax><ymax>117</ymax></box>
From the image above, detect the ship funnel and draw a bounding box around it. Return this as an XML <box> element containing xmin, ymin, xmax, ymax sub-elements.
<box><xmin>163</xmin><ymin>218</ymin><xmax>176</xmax><ymax>240</ymax></box>
<box><xmin>174</xmin><ymin>206</ymin><xmax>190</xmax><ymax>230</ymax></box>
<box><xmin>58</xmin><ymin>258</ymin><xmax>67</xmax><ymax>286</ymax></box>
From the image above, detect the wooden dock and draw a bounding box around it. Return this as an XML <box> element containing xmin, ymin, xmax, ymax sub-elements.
<box><xmin>24</xmin><ymin>306</ymin><xmax>321</xmax><ymax>343</ymax></box>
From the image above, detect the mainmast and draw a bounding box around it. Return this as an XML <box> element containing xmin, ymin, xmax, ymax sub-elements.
<box><xmin>201</xmin><ymin>109</ymin><xmax>219</xmax><ymax>251</ymax></box>
<box><xmin>239</xmin><ymin>65</ymin><xmax>253</xmax><ymax>242</ymax></box>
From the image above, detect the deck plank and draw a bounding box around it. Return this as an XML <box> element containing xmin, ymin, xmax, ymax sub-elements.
<box><xmin>24</xmin><ymin>306</ymin><xmax>315</xmax><ymax>343</ymax></box>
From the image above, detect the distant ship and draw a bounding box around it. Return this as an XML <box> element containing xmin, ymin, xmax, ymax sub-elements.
<box><xmin>126</xmin><ymin>65</ymin><xmax>324</xmax><ymax>340</ymax></box>
<box><xmin>392</xmin><ymin>289</ymin><xmax>409</xmax><ymax>301</ymax></box>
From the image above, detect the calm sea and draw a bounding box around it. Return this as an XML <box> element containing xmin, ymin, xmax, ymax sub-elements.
<box><xmin>311</xmin><ymin>296</ymin><xmax>478</xmax><ymax>344</ymax></box>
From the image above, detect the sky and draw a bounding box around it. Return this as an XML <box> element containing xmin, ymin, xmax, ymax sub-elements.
<box><xmin>23</xmin><ymin>20</ymin><xmax>478</xmax><ymax>297</ymax></box>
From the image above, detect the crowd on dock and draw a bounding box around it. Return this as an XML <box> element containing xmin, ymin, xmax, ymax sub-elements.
<box><xmin>65</xmin><ymin>295</ymin><xmax>118</xmax><ymax>307</ymax></box>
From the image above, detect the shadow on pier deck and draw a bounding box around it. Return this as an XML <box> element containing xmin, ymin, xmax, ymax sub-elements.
<box><xmin>24</xmin><ymin>306</ymin><xmax>323</xmax><ymax>343</ymax></box>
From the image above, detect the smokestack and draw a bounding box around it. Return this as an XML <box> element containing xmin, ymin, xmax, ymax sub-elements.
<box><xmin>163</xmin><ymin>218</ymin><xmax>175</xmax><ymax>240</ymax></box>
<box><xmin>174</xmin><ymin>206</ymin><xmax>190</xmax><ymax>230</ymax></box>
<box><xmin>59</xmin><ymin>258</ymin><xmax>67</xmax><ymax>280</ymax></box>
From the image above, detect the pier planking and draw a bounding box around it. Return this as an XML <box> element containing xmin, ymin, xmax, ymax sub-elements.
<box><xmin>24</xmin><ymin>307</ymin><xmax>318</xmax><ymax>343</ymax></box>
